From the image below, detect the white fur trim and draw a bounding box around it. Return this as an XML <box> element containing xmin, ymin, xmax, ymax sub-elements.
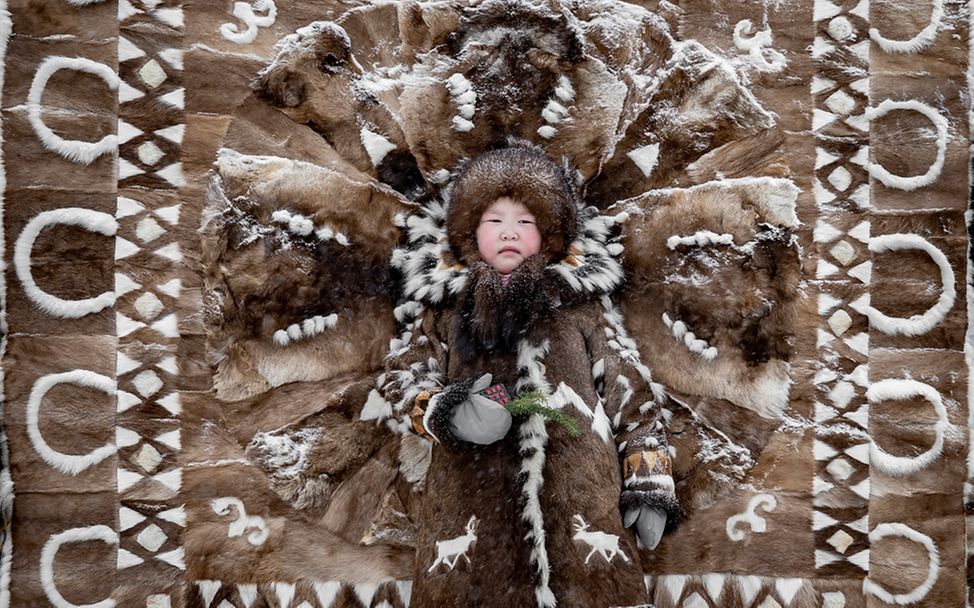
<box><xmin>667</xmin><ymin>230</ymin><xmax>735</xmax><ymax>250</ymax></box>
<box><xmin>865</xmin><ymin>100</ymin><xmax>947</xmax><ymax>190</ymax></box>
<box><xmin>869</xmin><ymin>0</ymin><xmax>943</xmax><ymax>54</ymax></box>
<box><xmin>624</xmin><ymin>473</ymin><xmax>675</xmax><ymax>493</ymax></box>
<box><xmin>28</xmin><ymin>57</ymin><xmax>118</xmax><ymax>164</ymax></box>
<box><xmin>866</xmin><ymin>378</ymin><xmax>948</xmax><ymax>476</ymax></box>
<box><xmin>519</xmin><ymin>414</ymin><xmax>555</xmax><ymax>608</ymax></box>
<box><xmin>272</xmin><ymin>314</ymin><xmax>338</xmax><ymax>346</ymax></box>
<box><xmin>554</xmin><ymin>75</ymin><xmax>574</xmax><ymax>102</ymax></box>
<box><xmin>28</xmin><ymin>370</ymin><xmax>117</xmax><ymax>475</ymax></box>
<box><xmin>725</xmin><ymin>494</ymin><xmax>777</xmax><ymax>541</ymax></box>
<box><xmin>548</xmin><ymin>382</ymin><xmax>612</xmax><ymax>443</ymax></box>
<box><xmin>863</xmin><ymin>523</ymin><xmax>940</xmax><ymax>604</ymax></box>
<box><xmin>514</xmin><ymin>339</ymin><xmax>555</xmax><ymax>607</ymax></box>
<box><xmin>515</xmin><ymin>339</ymin><xmax>551</xmax><ymax>394</ymax></box>
<box><xmin>41</xmin><ymin>526</ymin><xmax>118</xmax><ymax>608</ymax></box>
<box><xmin>14</xmin><ymin>208</ymin><xmax>117</xmax><ymax>318</ymax></box>
<box><xmin>446</xmin><ymin>73</ymin><xmax>470</xmax><ymax>95</ymax></box>
<box><xmin>452</xmin><ymin>116</ymin><xmax>474</xmax><ymax>132</ymax></box>
<box><xmin>360</xmin><ymin>127</ymin><xmax>396</xmax><ymax>167</ymax></box>
<box><xmin>626</xmin><ymin>143</ymin><xmax>660</xmax><ymax>178</ymax></box>
<box><xmin>220</xmin><ymin>0</ymin><xmax>277</xmax><ymax>45</ymax></box>
<box><xmin>312</xmin><ymin>582</ymin><xmax>340</xmax><ymax>608</ymax></box>
<box><xmin>196</xmin><ymin>580</ymin><xmax>221</xmax><ymax>608</ymax></box>
<box><xmin>661</xmin><ymin>313</ymin><xmax>718</xmax><ymax>360</ymax></box>
<box><xmin>273</xmin><ymin>584</ymin><xmax>295</xmax><ymax>608</ymax></box>
<box><xmin>864</xmin><ymin>234</ymin><xmax>955</xmax><ymax>336</ymax></box>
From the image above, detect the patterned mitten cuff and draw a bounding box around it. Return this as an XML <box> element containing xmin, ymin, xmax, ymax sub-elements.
<box><xmin>621</xmin><ymin>449</ymin><xmax>680</xmax><ymax>531</ymax></box>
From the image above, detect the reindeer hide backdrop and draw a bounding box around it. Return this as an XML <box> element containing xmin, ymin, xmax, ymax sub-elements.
<box><xmin>0</xmin><ymin>0</ymin><xmax>971</xmax><ymax>607</ymax></box>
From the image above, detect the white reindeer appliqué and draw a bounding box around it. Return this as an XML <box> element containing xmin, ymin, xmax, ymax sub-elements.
<box><xmin>427</xmin><ymin>515</ymin><xmax>478</xmax><ymax>573</ymax></box>
<box><xmin>573</xmin><ymin>514</ymin><xmax>630</xmax><ymax>565</ymax></box>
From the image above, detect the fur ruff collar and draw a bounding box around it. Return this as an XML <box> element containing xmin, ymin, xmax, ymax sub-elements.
<box><xmin>390</xmin><ymin>199</ymin><xmax>629</xmax><ymax>313</ymax></box>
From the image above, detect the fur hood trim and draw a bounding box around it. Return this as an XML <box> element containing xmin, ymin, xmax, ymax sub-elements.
<box><xmin>447</xmin><ymin>143</ymin><xmax>578</xmax><ymax>264</ymax></box>
<box><xmin>390</xmin><ymin>199</ymin><xmax>627</xmax><ymax>309</ymax></box>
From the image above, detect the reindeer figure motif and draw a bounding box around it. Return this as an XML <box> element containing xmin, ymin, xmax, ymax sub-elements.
<box><xmin>572</xmin><ymin>514</ymin><xmax>630</xmax><ymax>565</ymax></box>
<box><xmin>427</xmin><ymin>515</ymin><xmax>479</xmax><ymax>573</ymax></box>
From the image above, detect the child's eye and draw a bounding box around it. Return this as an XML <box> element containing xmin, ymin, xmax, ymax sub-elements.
<box><xmin>519</xmin><ymin>219</ymin><xmax>535</xmax><ymax>224</ymax></box>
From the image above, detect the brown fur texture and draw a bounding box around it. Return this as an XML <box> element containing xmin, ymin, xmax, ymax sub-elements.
<box><xmin>454</xmin><ymin>256</ymin><xmax>558</xmax><ymax>358</ymax></box>
<box><xmin>200</xmin><ymin>151</ymin><xmax>411</xmax><ymax>400</ymax></box>
<box><xmin>254</xmin><ymin>21</ymin><xmax>425</xmax><ymax>198</ymax></box>
<box><xmin>613</xmin><ymin>180</ymin><xmax>801</xmax><ymax>420</ymax></box>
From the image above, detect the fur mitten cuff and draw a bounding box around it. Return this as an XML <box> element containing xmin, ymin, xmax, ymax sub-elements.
<box><xmin>620</xmin><ymin>489</ymin><xmax>682</xmax><ymax>533</ymax></box>
<box><xmin>423</xmin><ymin>377</ymin><xmax>481</xmax><ymax>451</ymax></box>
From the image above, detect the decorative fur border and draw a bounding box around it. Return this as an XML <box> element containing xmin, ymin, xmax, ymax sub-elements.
<box><xmin>0</xmin><ymin>5</ymin><xmax>12</xmax><ymax>606</ymax></box>
<box><xmin>514</xmin><ymin>339</ymin><xmax>556</xmax><ymax>608</ymax></box>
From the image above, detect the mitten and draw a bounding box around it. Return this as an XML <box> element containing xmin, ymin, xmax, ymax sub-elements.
<box><xmin>424</xmin><ymin>374</ymin><xmax>512</xmax><ymax>449</ymax></box>
<box><xmin>623</xmin><ymin>505</ymin><xmax>667</xmax><ymax>550</ymax></box>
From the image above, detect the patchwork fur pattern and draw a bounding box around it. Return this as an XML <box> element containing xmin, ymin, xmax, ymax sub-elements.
<box><xmin>18</xmin><ymin>0</ymin><xmax>971</xmax><ymax>606</ymax></box>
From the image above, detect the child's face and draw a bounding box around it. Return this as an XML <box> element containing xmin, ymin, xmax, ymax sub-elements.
<box><xmin>476</xmin><ymin>196</ymin><xmax>542</xmax><ymax>274</ymax></box>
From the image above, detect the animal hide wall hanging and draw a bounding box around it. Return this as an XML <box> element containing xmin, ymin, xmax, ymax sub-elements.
<box><xmin>0</xmin><ymin>0</ymin><xmax>970</xmax><ymax>607</ymax></box>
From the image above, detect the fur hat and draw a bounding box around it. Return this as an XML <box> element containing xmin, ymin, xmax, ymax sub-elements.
<box><xmin>447</xmin><ymin>143</ymin><xmax>578</xmax><ymax>265</ymax></box>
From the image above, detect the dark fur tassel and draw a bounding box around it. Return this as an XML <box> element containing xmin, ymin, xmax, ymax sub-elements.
<box><xmin>455</xmin><ymin>256</ymin><xmax>557</xmax><ymax>362</ymax></box>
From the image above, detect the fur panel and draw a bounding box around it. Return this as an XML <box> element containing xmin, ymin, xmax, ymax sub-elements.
<box><xmin>201</xmin><ymin>151</ymin><xmax>410</xmax><ymax>399</ymax></box>
<box><xmin>586</xmin><ymin>41</ymin><xmax>778</xmax><ymax>205</ymax></box>
<box><xmin>254</xmin><ymin>21</ymin><xmax>425</xmax><ymax>198</ymax></box>
<box><xmin>611</xmin><ymin>178</ymin><xmax>800</xmax><ymax>417</ymax></box>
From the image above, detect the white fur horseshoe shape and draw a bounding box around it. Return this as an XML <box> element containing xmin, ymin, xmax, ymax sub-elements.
<box><xmin>40</xmin><ymin>525</ymin><xmax>118</xmax><ymax>608</ymax></box>
<box><xmin>27</xmin><ymin>370</ymin><xmax>117</xmax><ymax>475</ymax></box>
<box><xmin>869</xmin><ymin>0</ymin><xmax>943</xmax><ymax>54</ymax></box>
<box><xmin>866</xmin><ymin>379</ymin><xmax>948</xmax><ymax>476</ymax></box>
<box><xmin>863</xmin><ymin>523</ymin><xmax>940</xmax><ymax>604</ymax></box>
<box><xmin>860</xmin><ymin>234</ymin><xmax>955</xmax><ymax>336</ymax></box>
<box><xmin>28</xmin><ymin>56</ymin><xmax>119</xmax><ymax>164</ymax></box>
<box><xmin>726</xmin><ymin>493</ymin><xmax>777</xmax><ymax>541</ymax></box>
<box><xmin>865</xmin><ymin>100</ymin><xmax>948</xmax><ymax>191</ymax></box>
<box><xmin>14</xmin><ymin>208</ymin><xmax>118</xmax><ymax>318</ymax></box>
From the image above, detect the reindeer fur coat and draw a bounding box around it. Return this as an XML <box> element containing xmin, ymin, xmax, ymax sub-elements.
<box><xmin>378</xmin><ymin>146</ymin><xmax>679</xmax><ymax>608</ymax></box>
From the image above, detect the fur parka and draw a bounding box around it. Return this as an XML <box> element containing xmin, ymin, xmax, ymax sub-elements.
<box><xmin>378</xmin><ymin>146</ymin><xmax>679</xmax><ymax>608</ymax></box>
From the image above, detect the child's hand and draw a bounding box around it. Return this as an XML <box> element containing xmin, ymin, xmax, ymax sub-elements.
<box><xmin>623</xmin><ymin>506</ymin><xmax>666</xmax><ymax>550</ymax></box>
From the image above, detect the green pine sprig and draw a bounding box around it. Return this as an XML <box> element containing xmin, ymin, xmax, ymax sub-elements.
<box><xmin>505</xmin><ymin>391</ymin><xmax>581</xmax><ymax>438</ymax></box>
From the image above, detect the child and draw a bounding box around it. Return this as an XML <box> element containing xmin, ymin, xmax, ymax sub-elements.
<box><xmin>382</xmin><ymin>142</ymin><xmax>679</xmax><ymax>608</ymax></box>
